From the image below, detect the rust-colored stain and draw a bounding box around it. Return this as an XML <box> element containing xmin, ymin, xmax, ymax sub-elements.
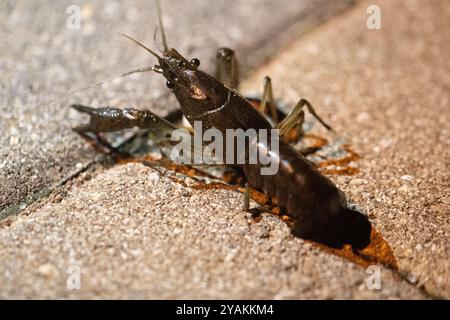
<box><xmin>316</xmin><ymin>144</ymin><xmax>359</xmax><ymax>167</ymax></box>
<box><xmin>320</xmin><ymin>167</ymin><xmax>360</xmax><ymax>176</ymax></box>
<box><xmin>301</xmin><ymin>133</ymin><xmax>329</xmax><ymax>149</ymax></box>
<box><xmin>317</xmin><ymin>144</ymin><xmax>360</xmax><ymax>176</ymax></box>
<box><xmin>312</xmin><ymin>228</ymin><xmax>397</xmax><ymax>269</ymax></box>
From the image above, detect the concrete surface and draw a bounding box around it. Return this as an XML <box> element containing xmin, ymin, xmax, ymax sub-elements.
<box><xmin>0</xmin><ymin>0</ymin><xmax>353</xmax><ymax>213</ymax></box>
<box><xmin>241</xmin><ymin>0</ymin><xmax>450</xmax><ymax>298</ymax></box>
<box><xmin>0</xmin><ymin>164</ymin><xmax>426</xmax><ymax>299</ymax></box>
<box><xmin>0</xmin><ymin>0</ymin><xmax>448</xmax><ymax>299</ymax></box>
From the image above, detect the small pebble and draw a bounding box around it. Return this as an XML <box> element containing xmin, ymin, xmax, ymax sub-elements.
<box><xmin>148</xmin><ymin>172</ymin><xmax>160</xmax><ymax>183</ymax></box>
<box><xmin>349</xmin><ymin>178</ymin><xmax>368</xmax><ymax>186</ymax></box>
<box><xmin>9</xmin><ymin>136</ymin><xmax>19</xmax><ymax>146</ymax></box>
<box><xmin>406</xmin><ymin>273</ymin><xmax>417</xmax><ymax>284</ymax></box>
<box><xmin>37</xmin><ymin>263</ymin><xmax>59</xmax><ymax>278</ymax></box>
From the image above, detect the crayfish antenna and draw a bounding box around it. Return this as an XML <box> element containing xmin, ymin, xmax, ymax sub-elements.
<box><xmin>155</xmin><ymin>0</ymin><xmax>169</xmax><ymax>51</ymax></box>
<box><xmin>121</xmin><ymin>33</ymin><xmax>162</xmax><ymax>60</ymax></box>
<box><xmin>68</xmin><ymin>66</ymin><xmax>161</xmax><ymax>96</ymax></box>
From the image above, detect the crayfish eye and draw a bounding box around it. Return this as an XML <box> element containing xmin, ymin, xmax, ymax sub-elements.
<box><xmin>190</xmin><ymin>58</ymin><xmax>200</xmax><ymax>68</ymax></box>
<box><xmin>166</xmin><ymin>80</ymin><xmax>175</xmax><ymax>90</ymax></box>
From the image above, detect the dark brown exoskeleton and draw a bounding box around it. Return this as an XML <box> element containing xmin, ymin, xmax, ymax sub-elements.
<box><xmin>72</xmin><ymin>3</ymin><xmax>371</xmax><ymax>249</ymax></box>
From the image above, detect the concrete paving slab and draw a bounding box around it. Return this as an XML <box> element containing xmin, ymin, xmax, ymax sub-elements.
<box><xmin>240</xmin><ymin>0</ymin><xmax>450</xmax><ymax>298</ymax></box>
<box><xmin>0</xmin><ymin>0</ymin><xmax>353</xmax><ymax>213</ymax></box>
<box><xmin>0</xmin><ymin>163</ymin><xmax>425</xmax><ymax>299</ymax></box>
<box><xmin>0</xmin><ymin>0</ymin><xmax>448</xmax><ymax>299</ymax></box>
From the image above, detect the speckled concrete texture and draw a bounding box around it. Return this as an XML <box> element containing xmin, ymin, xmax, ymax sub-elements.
<box><xmin>0</xmin><ymin>0</ymin><xmax>353</xmax><ymax>212</ymax></box>
<box><xmin>0</xmin><ymin>0</ymin><xmax>448</xmax><ymax>299</ymax></box>
<box><xmin>241</xmin><ymin>0</ymin><xmax>450</xmax><ymax>298</ymax></box>
<box><xmin>0</xmin><ymin>164</ymin><xmax>425</xmax><ymax>299</ymax></box>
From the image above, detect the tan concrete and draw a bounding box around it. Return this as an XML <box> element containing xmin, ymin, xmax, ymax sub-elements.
<box><xmin>0</xmin><ymin>164</ymin><xmax>425</xmax><ymax>299</ymax></box>
<box><xmin>0</xmin><ymin>0</ymin><xmax>352</xmax><ymax>213</ymax></box>
<box><xmin>241</xmin><ymin>0</ymin><xmax>450</xmax><ymax>298</ymax></box>
<box><xmin>0</xmin><ymin>0</ymin><xmax>448</xmax><ymax>299</ymax></box>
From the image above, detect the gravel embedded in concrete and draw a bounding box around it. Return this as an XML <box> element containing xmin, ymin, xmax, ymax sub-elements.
<box><xmin>0</xmin><ymin>0</ymin><xmax>448</xmax><ymax>299</ymax></box>
<box><xmin>0</xmin><ymin>0</ymin><xmax>353</xmax><ymax>212</ymax></box>
<box><xmin>241</xmin><ymin>0</ymin><xmax>450</xmax><ymax>298</ymax></box>
<box><xmin>0</xmin><ymin>164</ymin><xmax>425</xmax><ymax>299</ymax></box>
